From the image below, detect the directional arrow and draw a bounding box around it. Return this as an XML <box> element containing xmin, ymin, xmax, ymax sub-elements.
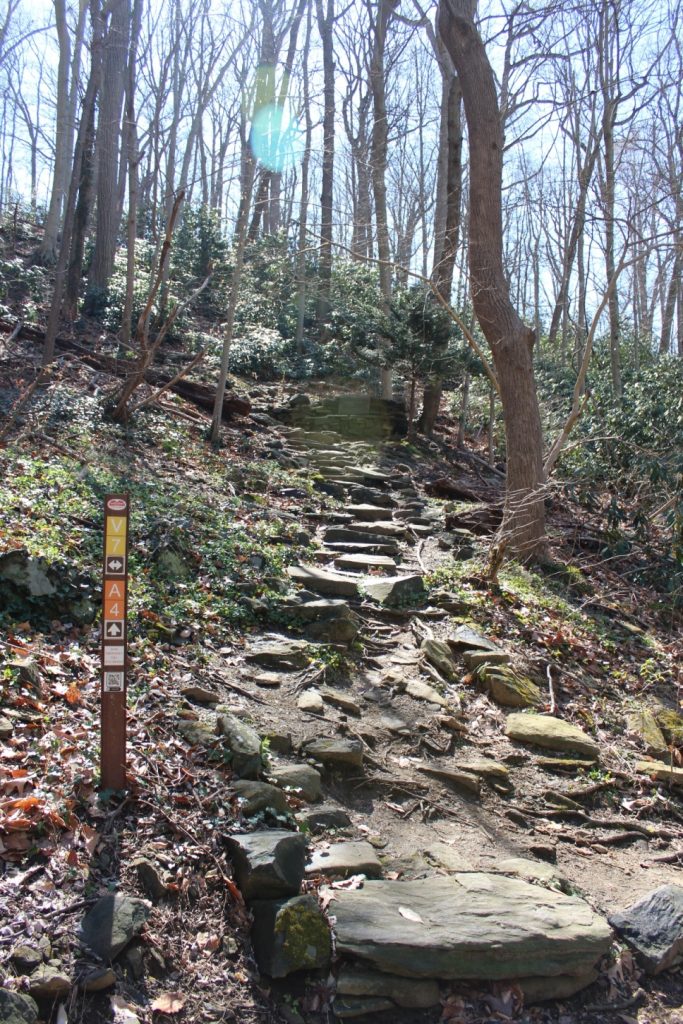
<box><xmin>105</xmin><ymin>622</ymin><xmax>122</xmax><ymax>638</ymax></box>
<box><xmin>108</xmin><ymin>559</ymin><xmax>123</xmax><ymax>571</ymax></box>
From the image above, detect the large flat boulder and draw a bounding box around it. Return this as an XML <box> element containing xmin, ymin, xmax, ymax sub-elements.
<box><xmin>505</xmin><ymin>713</ymin><xmax>599</xmax><ymax>761</ymax></box>
<box><xmin>331</xmin><ymin>874</ymin><xmax>611</xmax><ymax>981</ymax></box>
<box><xmin>363</xmin><ymin>574</ymin><xmax>425</xmax><ymax>607</ymax></box>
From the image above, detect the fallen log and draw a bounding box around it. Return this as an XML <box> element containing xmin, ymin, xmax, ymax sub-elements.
<box><xmin>0</xmin><ymin>320</ymin><xmax>250</xmax><ymax>420</ymax></box>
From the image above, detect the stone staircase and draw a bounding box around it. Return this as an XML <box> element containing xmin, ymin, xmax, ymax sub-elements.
<box><xmin>174</xmin><ymin>397</ymin><xmax>682</xmax><ymax>1020</ymax></box>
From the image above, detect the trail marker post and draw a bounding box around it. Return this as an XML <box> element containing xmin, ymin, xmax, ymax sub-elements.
<box><xmin>101</xmin><ymin>494</ymin><xmax>130</xmax><ymax>790</ymax></box>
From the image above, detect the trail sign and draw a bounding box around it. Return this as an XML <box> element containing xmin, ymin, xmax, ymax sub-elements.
<box><xmin>101</xmin><ymin>494</ymin><xmax>130</xmax><ymax>790</ymax></box>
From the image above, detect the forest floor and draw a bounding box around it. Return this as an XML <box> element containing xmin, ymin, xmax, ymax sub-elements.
<box><xmin>0</xmin><ymin>311</ymin><xmax>682</xmax><ymax>1024</ymax></box>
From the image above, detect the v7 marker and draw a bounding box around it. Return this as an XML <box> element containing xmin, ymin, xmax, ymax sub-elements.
<box><xmin>101</xmin><ymin>494</ymin><xmax>130</xmax><ymax>790</ymax></box>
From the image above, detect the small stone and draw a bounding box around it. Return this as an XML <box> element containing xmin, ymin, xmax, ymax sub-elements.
<box><xmin>406</xmin><ymin>679</ymin><xmax>447</xmax><ymax>707</ymax></box>
<box><xmin>307</xmin><ymin>841</ymin><xmax>382</xmax><ymax>879</ymax></box>
<box><xmin>181</xmin><ymin>685</ymin><xmax>220</xmax><ymax>703</ymax></box>
<box><xmin>226</xmin><ymin>830</ymin><xmax>307</xmax><ymax>900</ymax></box>
<box><xmin>626</xmin><ymin>709</ymin><xmax>668</xmax><ymax>758</ymax></box>
<box><xmin>345</xmin><ymin>504</ymin><xmax>393</xmax><ymax>522</ymax></box>
<box><xmin>251</xmin><ymin>672</ymin><xmax>282</xmax><ymax>688</ymax></box>
<box><xmin>27</xmin><ymin>965</ymin><xmax>71</xmax><ymax>998</ymax></box>
<box><xmin>121</xmin><ymin>942</ymin><xmax>145</xmax><ymax>979</ymax></box>
<box><xmin>420</xmin><ymin>638</ymin><xmax>458</xmax><ymax>682</ymax></box>
<box><xmin>79</xmin><ymin>895</ymin><xmax>150</xmax><ymax>960</ymax></box>
<box><xmin>11</xmin><ymin>939</ymin><xmax>50</xmax><ymax>973</ymax></box>
<box><xmin>336</xmin><ymin>966</ymin><xmax>440</xmax><ymax>1009</ymax></box>
<box><xmin>296</xmin><ymin>805</ymin><xmax>352</xmax><ymax>834</ymax></box>
<box><xmin>232</xmin><ymin>780</ymin><xmax>290</xmax><ymax>816</ymax></box>
<box><xmin>131</xmin><ymin>857</ymin><xmax>168</xmax><ymax>901</ymax></box>
<box><xmin>609</xmin><ymin>885</ymin><xmax>683</xmax><ymax>973</ymax></box>
<box><xmin>217</xmin><ymin>712</ymin><xmax>262</xmax><ymax>779</ymax></box>
<box><xmin>380</xmin><ymin>711</ymin><xmax>410</xmax><ymax>736</ymax></box>
<box><xmin>76</xmin><ymin>967</ymin><xmax>116</xmax><ymax>992</ymax></box>
<box><xmin>251</xmin><ymin>894</ymin><xmax>331</xmax><ymax>977</ymax></box>
<box><xmin>363</xmin><ymin>574</ymin><xmax>424</xmax><ymax>607</ymax></box>
<box><xmin>479</xmin><ymin>666</ymin><xmax>542</xmax><ymax>708</ymax></box>
<box><xmin>0</xmin><ymin>715</ymin><xmax>13</xmax><ymax>739</ymax></box>
<box><xmin>0</xmin><ymin>991</ymin><xmax>38</xmax><ymax>1024</ymax></box>
<box><xmin>506</xmin><ymin>713</ymin><xmax>599</xmax><ymax>761</ymax></box>
<box><xmin>321</xmin><ymin>688</ymin><xmax>361</xmax><ymax>716</ymax></box>
<box><xmin>303</xmin><ymin>738</ymin><xmax>364</xmax><ymax>768</ymax></box>
<box><xmin>298</xmin><ymin>690</ymin><xmax>324</xmax><ymax>713</ymax></box>
<box><xmin>269</xmin><ymin>764</ymin><xmax>322</xmax><ymax>802</ymax></box>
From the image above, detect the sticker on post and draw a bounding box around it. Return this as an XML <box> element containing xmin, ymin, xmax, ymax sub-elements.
<box><xmin>105</xmin><ymin>556</ymin><xmax>126</xmax><ymax>575</ymax></box>
<box><xmin>103</xmin><ymin>671</ymin><xmax>125</xmax><ymax>692</ymax></box>
<box><xmin>103</xmin><ymin>646</ymin><xmax>125</xmax><ymax>666</ymax></box>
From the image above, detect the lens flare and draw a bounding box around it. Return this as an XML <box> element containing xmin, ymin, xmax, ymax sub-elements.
<box><xmin>251</xmin><ymin>104</ymin><xmax>305</xmax><ymax>172</ymax></box>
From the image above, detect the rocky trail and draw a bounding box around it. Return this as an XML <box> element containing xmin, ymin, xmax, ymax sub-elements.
<box><xmin>2</xmin><ymin>390</ymin><xmax>683</xmax><ymax>1024</ymax></box>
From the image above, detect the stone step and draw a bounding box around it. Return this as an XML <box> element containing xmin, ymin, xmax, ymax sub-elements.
<box><xmin>346</xmin><ymin>520</ymin><xmax>408</xmax><ymax>539</ymax></box>
<box><xmin>345</xmin><ymin>504</ymin><xmax>394</xmax><ymax>523</ymax></box>
<box><xmin>334</xmin><ymin>553</ymin><xmax>397</xmax><ymax>573</ymax></box>
<box><xmin>330</xmin><ymin>874</ymin><xmax>611</xmax><ymax>983</ymax></box>
<box><xmin>323</xmin><ymin>541</ymin><xmax>400</xmax><ymax>557</ymax></box>
<box><xmin>324</xmin><ymin>527</ymin><xmax>402</xmax><ymax>550</ymax></box>
<box><xmin>287</xmin><ymin>564</ymin><xmax>361</xmax><ymax>598</ymax></box>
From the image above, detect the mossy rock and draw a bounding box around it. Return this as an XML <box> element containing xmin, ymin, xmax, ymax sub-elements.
<box><xmin>251</xmin><ymin>894</ymin><xmax>331</xmax><ymax>977</ymax></box>
<box><xmin>656</xmin><ymin>709</ymin><xmax>683</xmax><ymax>748</ymax></box>
<box><xmin>625</xmin><ymin>708</ymin><xmax>668</xmax><ymax>759</ymax></box>
<box><xmin>478</xmin><ymin>665</ymin><xmax>542</xmax><ymax>708</ymax></box>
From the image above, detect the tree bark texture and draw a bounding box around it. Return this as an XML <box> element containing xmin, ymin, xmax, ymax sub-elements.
<box><xmin>438</xmin><ymin>0</ymin><xmax>546</xmax><ymax>558</ymax></box>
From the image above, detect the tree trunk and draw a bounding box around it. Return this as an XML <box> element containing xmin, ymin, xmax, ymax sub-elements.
<box><xmin>86</xmin><ymin>0</ymin><xmax>130</xmax><ymax>301</ymax></box>
<box><xmin>315</xmin><ymin>0</ymin><xmax>335</xmax><ymax>326</ymax></box>
<box><xmin>369</xmin><ymin>0</ymin><xmax>398</xmax><ymax>399</ymax></box>
<box><xmin>438</xmin><ymin>0</ymin><xmax>546</xmax><ymax>559</ymax></box>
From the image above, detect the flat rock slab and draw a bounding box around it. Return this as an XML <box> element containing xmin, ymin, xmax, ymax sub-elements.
<box><xmin>332</xmin><ymin>874</ymin><xmax>611</xmax><ymax>980</ymax></box>
<box><xmin>80</xmin><ymin>895</ymin><xmax>150</xmax><ymax>960</ymax></box>
<box><xmin>506</xmin><ymin>713</ymin><xmax>599</xmax><ymax>761</ymax></box>
<box><xmin>307</xmin><ymin>841</ymin><xmax>382</xmax><ymax>879</ymax></box>
<box><xmin>27</xmin><ymin>966</ymin><xmax>70</xmax><ymax>999</ymax></box>
<box><xmin>288</xmin><ymin>565</ymin><xmax>360</xmax><ymax>598</ymax></box>
<box><xmin>418</xmin><ymin>764</ymin><xmax>481</xmax><ymax>796</ymax></box>
<box><xmin>349</xmin><ymin>521</ymin><xmax>407</xmax><ymax>539</ymax></box>
<box><xmin>636</xmin><ymin>761</ymin><xmax>683</xmax><ymax>787</ymax></box>
<box><xmin>448</xmin><ymin>626</ymin><xmax>502</xmax><ymax>653</ymax></box>
<box><xmin>363</xmin><ymin>574</ymin><xmax>425</xmax><ymax>607</ymax></box>
<box><xmin>246</xmin><ymin>638</ymin><xmax>310</xmax><ymax>670</ymax></box>
<box><xmin>304</xmin><ymin>738</ymin><xmax>364</xmax><ymax>768</ymax></box>
<box><xmin>345</xmin><ymin>504</ymin><xmax>394</xmax><ymax>522</ymax></box>
<box><xmin>464</xmin><ymin>649</ymin><xmax>511</xmax><ymax>669</ymax></box>
<box><xmin>336</xmin><ymin>966</ymin><xmax>440</xmax><ymax>1009</ymax></box>
<box><xmin>497</xmin><ymin>858</ymin><xmax>570</xmax><ymax>893</ymax></box>
<box><xmin>480</xmin><ymin>666</ymin><xmax>542</xmax><ymax>708</ymax></box>
<box><xmin>226</xmin><ymin>830</ymin><xmax>307</xmax><ymax>900</ymax></box>
<box><xmin>609</xmin><ymin>884</ymin><xmax>683</xmax><ymax>973</ymax></box>
<box><xmin>334</xmin><ymin>553</ymin><xmax>397</xmax><ymax>572</ymax></box>
<box><xmin>406</xmin><ymin>678</ymin><xmax>447</xmax><ymax>707</ymax></box>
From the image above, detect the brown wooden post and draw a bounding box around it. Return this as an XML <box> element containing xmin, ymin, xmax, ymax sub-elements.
<box><xmin>101</xmin><ymin>494</ymin><xmax>130</xmax><ymax>790</ymax></box>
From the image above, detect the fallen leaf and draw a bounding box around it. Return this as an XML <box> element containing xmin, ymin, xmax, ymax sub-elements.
<box><xmin>151</xmin><ymin>992</ymin><xmax>185</xmax><ymax>1014</ymax></box>
<box><xmin>398</xmin><ymin>905</ymin><xmax>423</xmax><ymax>923</ymax></box>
